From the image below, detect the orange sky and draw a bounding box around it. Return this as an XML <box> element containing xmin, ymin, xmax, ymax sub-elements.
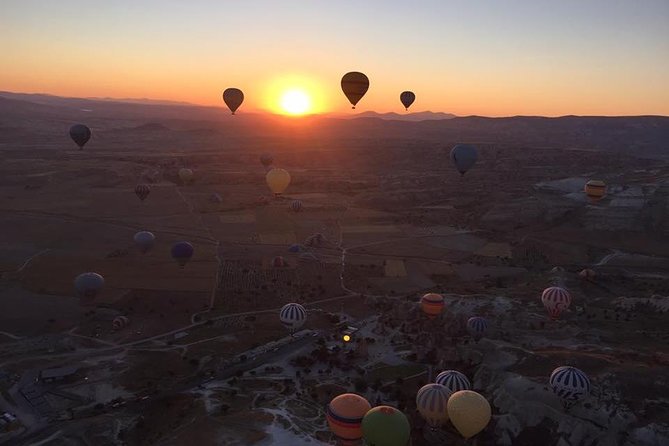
<box><xmin>2</xmin><ymin>1</ymin><xmax>668</xmax><ymax>116</ymax></box>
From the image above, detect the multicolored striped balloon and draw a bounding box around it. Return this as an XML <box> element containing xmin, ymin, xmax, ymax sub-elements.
<box><xmin>541</xmin><ymin>286</ymin><xmax>571</xmax><ymax>319</ymax></box>
<box><xmin>416</xmin><ymin>383</ymin><xmax>452</xmax><ymax>428</ymax></box>
<box><xmin>435</xmin><ymin>370</ymin><xmax>471</xmax><ymax>393</ymax></box>
<box><xmin>326</xmin><ymin>393</ymin><xmax>371</xmax><ymax>444</ymax></box>
<box><xmin>420</xmin><ymin>293</ymin><xmax>445</xmax><ymax>318</ymax></box>
<box><xmin>584</xmin><ymin>179</ymin><xmax>606</xmax><ymax>203</ymax></box>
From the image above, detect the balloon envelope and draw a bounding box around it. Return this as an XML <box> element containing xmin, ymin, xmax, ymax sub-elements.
<box><xmin>341</xmin><ymin>72</ymin><xmax>369</xmax><ymax>109</ymax></box>
<box><xmin>223</xmin><ymin>88</ymin><xmax>244</xmax><ymax>114</ymax></box>
<box><xmin>361</xmin><ymin>406</ymin><xmax>410</xmax><ymax>446</ymax></box>
<box><xmin>435</xmin><ymin>370</ymin><xmax>471</xmax><ymax>393</ymax></box>
<box><xmin>74</xmin><ymin>272</ymin><xmax>104</xmax><ymax>299</ymax></box>
<box><xmin>260</xmin><ymin>153</ymin><xmax>274</xmax><ymax>168</ymax></box>
<box><xmin>585</xmin><ymin>180</ymin><xmax>606</xmax><ymax>203</ymax></box>
<box><xmin>416</xmin><ymin>383</ymin><xmax>452</xmax><ymax>427</ymax></box>
<box><xmin>447</xmin><ymin>390</ymin><xmax>491</xmax><ymax>439</ymax></box>
<box><xmin>171</xmin><ymin>241</ymin><xmax>194</xmax><ymax>267</ymax></box>
<box><xmin>420</xmin><ymin>293</ymin><xmax>444</xmax><ymax>318</ymax></box>
<box><xmin>400</xmin><ymin>91</ymin><xmax>415</xmax><ymax>110</ymax></box>
<box><xmin>467</xmin><ymin>316</ymin><xmax>488</xmax><ymax>341</ymax></box>
<box><xmin>135</xmin><ymin>184</ymin><xmax>151</xmax><ymax>202</ymax></box>
<box><xmin>326</xmin><ymin>393</ymin><xmax>371</xmax><ymax>442</ymax></box>
<box><xmin>69</xmin><ymin>124</ymin><xmax>91</xmax><ymax>149</ymax></box>
<box><xmin>450</xmin><ymin>144</ymin><xmax>478</xmax><ymax>175</ymax></box>
<box><xmin>266</xmin><ymin>168</ymin><xmax>291</xmax><ymax>195</ymax></box>
<box><xmin>279</xmin><ymin>303</ymin><xmax>307</xmax><ymax>332</ymax></box>
<box><xmin>541</xmin><ymin>286</ymin><xmax>571</xmax><ymax>319</ymax></box>
<box><xmin>134</xmin><ymin>231</ymin><xmax>155</xmax><ymax>254</ymax></box>
<box><xmin>179</xmin><ymin>168</ymin><xmax>194</xmax><ymax>184</ymax></box>
<box><xmin>550</xmin><ymin>366</ymin><xmax>590</xmax><ymax>404</ymax></box>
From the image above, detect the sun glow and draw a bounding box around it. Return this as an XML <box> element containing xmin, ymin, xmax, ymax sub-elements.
<box><xmin>280</xmin><ymin>89</ymin><xmax>311</xmax><ymax>115</ymax></box>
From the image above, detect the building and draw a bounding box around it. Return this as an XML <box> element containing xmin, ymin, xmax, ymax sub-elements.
<box><xmin>38</xmin><ymin>366</ymin><xmax>79</xmax><ymax>384</ymax></box>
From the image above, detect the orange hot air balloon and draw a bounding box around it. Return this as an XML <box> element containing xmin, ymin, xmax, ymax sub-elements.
<box><xmin>579</xmin><ymin>268</ymin><xmax>596</xmax><ymax>281</ymax></box>
<box><xmin>420</xmin><ymin>293</ymin><xmax>445</xmax><ymax>318</ymax></box>
<box><xmin>341</xmin><ymin>72</ymin><xmax>369</xmax><ymax>109</ymax></box>
<box><xmin>266</xmin><ymin>168</ymin><xmax>291</xmax><ymax>196</ymax></box>
<box><xmin>326</xmin><ymin>393</ymin><xmax>371</xmax><ymax>445</ymax></box>
<box><xmin>584</xmin><ymin>180</ymin><xmax>606</xmax><ymax>203</ymax></box>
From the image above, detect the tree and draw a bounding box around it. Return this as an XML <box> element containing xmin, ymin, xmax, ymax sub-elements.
<box><xmin>354</xmin><ymin>378</ymin><xmax>368</xmax><ymax>393</ymax></box>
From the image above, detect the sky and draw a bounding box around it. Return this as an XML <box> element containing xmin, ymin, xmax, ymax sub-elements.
<box><xmin>2</xmin><ymin>0</ymin><xmax>668</xmax><ymax>116</ymax></box>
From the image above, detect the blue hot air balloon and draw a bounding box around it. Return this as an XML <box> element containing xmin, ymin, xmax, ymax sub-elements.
<box><xmin>467</xmin><ymin>316</ymin><xmax>488</xmax><ymax>342</ymax></box>
<box><xmin>549</xmin><ymin>366</ymin><xmax>590</xmax><ymax>408</ymax></box>
<box><xmin>171</xmin><ymin>241</ymin><xmax>194</xmax><ymax>267</ymax></box>
<box><xmin>435</xmin><ymin>370</ymin><xmax>471</xmax><ymax>393</ymax></box>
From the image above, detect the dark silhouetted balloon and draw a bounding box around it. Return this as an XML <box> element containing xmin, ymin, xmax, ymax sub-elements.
<box><xmin>223</xmin><ymin>88</ymin><xmax>244</xmax><ymax>115</ymax></box>
<box><xmin>69</xmin><ymin>124</ymin><xmax>91</xmax><ymax>149</ymax></box>
<box><xmin>341</xmin><ymin>72</ymin><xmax>369</xmax><ymax>109</ymax></box>
<box><xmin>400</xmin><ymin>91</ymin><xmax>415</xmax><ymax>110</ymax></box>
<box><xmin>260</xmin><ymin>153</ymin><xmax>274</xmax><ymax>168</ymax></box>
<box><xmin>450</xmin><ymin>144</ymin><xmax>478</xmax><ymax>175</ymax></box>
<box><xmin>74</xmin><ymin>272</ymin><xmax>104</xmax><ymax>300</ymax></box>
<box><xmin>171</xmin><ymin>241</ymin><xmax>194</xmax><ymax>267</ymax></box>
<box><xmin>135</xmin><ymin>184</ymin><xmax>151</xmax><ymax>202</ymax></box>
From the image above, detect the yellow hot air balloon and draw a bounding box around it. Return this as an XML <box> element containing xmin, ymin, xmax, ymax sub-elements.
<box><xmin>447</xmin><ymin>390</ymin><xmax>491</xmax><ymax>439</ymax></box>
<box><xmin>266</xmin><ymin>168</ymin><xmax>291</xmax><ymax>196</ymax></box>
<box><xmin>179</xmin><ymin>168</ymin><xmax>194</xmax><ymax>185</ymax></box>
<box><xmin>584</xmin><ymin>179</ymin><xmax>606</xmax><ymax>203</ymax></box>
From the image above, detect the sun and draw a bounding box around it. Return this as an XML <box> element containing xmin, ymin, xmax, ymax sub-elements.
<box><xmin>280</xmin><ymin>89</ymin><xmax>311</xmax><ymax>115</ymax></box>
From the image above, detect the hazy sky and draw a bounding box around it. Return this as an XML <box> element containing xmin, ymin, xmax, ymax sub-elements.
<box><xmin>2</xmin><ymin>0</ymin><xmax>668</xmax><ymax>116</ymax></box>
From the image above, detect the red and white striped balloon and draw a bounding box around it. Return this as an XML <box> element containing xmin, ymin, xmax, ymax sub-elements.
<box><xmin>541</xmin><ymin>287</ymin><xmax>571</xmax><ymax>319</ymax></box>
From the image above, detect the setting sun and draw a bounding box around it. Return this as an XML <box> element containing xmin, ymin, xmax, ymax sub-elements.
<box><xmin>280</xmin><ymin>89</ymin><xmax>311</xmax><ymax>115</ymax></box>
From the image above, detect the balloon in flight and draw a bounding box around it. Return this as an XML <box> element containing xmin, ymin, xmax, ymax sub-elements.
<box><xmin>74</xmin><ymin>272</ymin><xmax>104</xmax><ymax>300</ymax></box>
<box><xmin>326</xmin><ymin>393</ymin><xmax>371</xmax><ymax>444</ymax></box>
<box><xmin>112</xmin><ymin>315</ymin><xmax>129</xmax><ymax>330</ymax></box>
<box><xmin>171</xmin><ymin>241</ymin><xmax>194</xmax><ymax>267</ymax></box>
<box><xmin>279</xmin><ymin>303</ymin><xmax>307</xmax><ymax>333</ymax></box>
<box><xmin>549</xmin><ymin>366</ymin><xmax>590</xmax><ymax>406</ymax></box>
<box><xmin>69</xmin><ymin>124</ymin><xmax>91</xmax><ymax>149</ymax></box>
<box><xmin>341</xmin><ymin>72</ymin><xmax>369</xmax><ymax>109</ymax></box>
<box><xmin>400</xmin><ymin>91</ymin><xmax>415</xmax><ymax>111</ymax></box>
<box><xmin>135</xmin><ymin>184</ymin><xmax>151</xmax><ymax>202</ymax></box>
<box><xmin>179</xmin><ymin>168</ymin><xmax>194</xmax><ymax>184</ymax></box>
<box><xmin>541</xmin><ymin>286</ymin><xmax>571</xmax><ymax>319</ymax></box>
<box><xmin>447</xmin><ymin>390</ymin><xmax>492</xmax><ymax>439</ymax></box>
<box><xmin>467</xmin><ymin>316</ymin><xmax>488</xmax><ymax>342</ymax></box>
<box><xmin>450</xmin><ymin>144</ymin><xmax>478</xmax><ymax>175</ymax></box>
<box><xmin>435</xmin><ymin>370</ymin><xmax>471</xmax><ymax>393</ymax></box>
<box><xmin>416</xmin><ymin>383</ymin><xmax>452</xmax><ymax>428</ymax></box>
<box><xmin>223</xmin><ymin>88</ymin><xmax>244</xmax><ymax>115</ymax></box>
<box><xmin>290</xmin><ymin>199</ymin><xmax>303</xmax><ymax>212</ymax></box>
<box><xmin>420</xmin><ymin>293</ymin><xmax>445</xmax><ymax>318</ymax></box>
<box><xmin>260</xmin><ymin>153</ymin><xmax>274</xmax><ymax>168</ymax></box>
<box><xmin>133</xmin><ymin>231</ymin><xmax>155</xmax><ymax>254</ymax></box>
<box><xmin>266</xmin><ymin>168</ymin><xmax>291</xmax><ymax>196</ymax></box>
<box><xmin>584</xmin><ymin>180</ymin><xmax>606</xmax><ymax>203</ymax></box>
<box><xmin>361</xmin><ymin>406</ymin><xmax>410</xmax><ymax>446</ymax></box>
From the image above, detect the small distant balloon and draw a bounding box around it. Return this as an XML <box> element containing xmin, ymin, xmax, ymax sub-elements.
<box><xmin>400</xmin><ymin>91</ymin><xmax>415</xmax><ymax>111</ymax></box>
<box><xmin>585</xmin><ymin>180</ymin><xmax>606</xmax><ymax>203</ymax></box>
<box><xmin>420</xmin><ymin>293</ymin><xmax>445</xmax><ymax>318</ymax></box>
<box><xmin>134</xmin><ymin>231</ymin><xmax>155</xmax><ymax>254</ymax></box>
<box><xmin>450</xmin><ymin>144</ymin><xmax>478</xmax><ymax>175</ymax></box>
<box><xmin>135</xmin><ymin>184</ymin><xmax>151</xmax><ymax>202</ymax></box>
<box><xmin>290</xmin><ymin>199</ymin><xmax>303</xmax><ymax>213</ymax></box>
<box><xmin>266</xmin><ymin>168</ymin><xmax>291</xmax><ymax>196</ymax></box>
<box><xmin>223</xmin><ymin>88</ymin><xmax>244</xmax><ymax>115</ymax></box>
<box><xmin>341</xmin><ymin>72</ymin><xmax>369</xmax><ymax>109</ymax></box>
<box><xmin>74</xmin><ymin>272</ymin><xmax>104</xmax><ymax>300</ymax></box>
<box><xmin>466</xmin><ymin>316</ymin><xmax>488</xmax><ymax>342</ymax></box>
<box><xmin>541</xmin><ymin>286</ymin><xmax>571</xmax><ymax>319</ymax></box>
<box><xmin>260</xmin><ymin>153</ymin><xmax>274</xmax><ymax>168</ymax></box>
<box><xmin>279</xmin><ymin>303</ymin><xmax>307</xmax><ymax>333</ymax></box>
<box><xmin>549</xmin><ymin>366</ymin><xmax>590</xmax><ymax>407</ymax></box>
<box><xmin>178</xmin><ymin>168</ymin><xmax>194</xmax><ymax>184</ymax></box>
<box><xmin>69</xmin><ymin>124</ymin><xmax>91</xmax><ymax>149</ymax></box>
<box><xmin>171</xmin><ymin>241</ymin><xmax>194</xmax><ymax>267</ymax></box>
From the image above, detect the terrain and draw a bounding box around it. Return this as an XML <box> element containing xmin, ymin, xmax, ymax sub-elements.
<box><xmin>0</xmin><ymin>92</ymin><xmax>668</xmax><ymax>445</ymax></box>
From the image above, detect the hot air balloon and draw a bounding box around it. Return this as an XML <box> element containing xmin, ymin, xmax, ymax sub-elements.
<box><xmin>304</xmin><ymin>233</ymin><xmax>326</xmax><ymax>248</ymax></box>
<box><xmin>290</xmin><ymin>200</ymin><xmax>303</xmax><ymax>212</ymax></box>
<box><xmin>260</xmin><ymin>153</ymin><xmax>273</xmax><ymax>168</ymax></box>
<box><xmin>549</xmin><ymin>366</ymin><xmax>590</xmax><ymax>407</ymax></box>
<box><xmin>69</xmin><ymin>124</ymin><xmax>91</xmax><ymax>149</ymax></box>
<box><xmin>74</xmin><ymin>272</ymin><xmax>104</xmax><ymax>300</ymax></box>
<box><xmin>447</xmin><ymin>390</ymin><xmax>491</xmax><ymax>439</ymax></box>
<box><xmin>209</xmin><ymin>193</ymin><xmax>222</xmax><ymax>203</ymax></box>
<box><xmin>133</xmin><ymin>231</ymin><xmax>155</xmax><ymax>254</ymax></box>
<box><xmin>341</xmin><ymin>72</ymin><xmax>369</xmax><ymax>109</ymax></box>
<box><xmin>361</xmin><ymin>406</ymin><xmax>410</xmax><ymax>446</ymax></box>
<box><xmin>223</xmin><ymin>88</ymin><xmax>244</xmax><ymax>115</ymax></box>
<box><xmin>400</xmin><ymin>91</ymin><xmax>415</xmax><ymax>111</ymax></box>
<box><xmin>326</xmin><ymin>393</ymin><xmax>371</xmax><ymax>445</ymax></box>
<box><xmin>420</xmin><ymin>293</ymin><xmax>445</xmax><ymax>318</ymax></box>
<box><xmin>435</xmin><ymin>370</ymin><xmax>471</xmax><ymax>393</ymax></box>
<box><xmin>541</xmin><ymin>286</ymin><xmax>571</xmax><ymax>319</ymax></box>
<box><xmin>450</xmin><ymin>144</ymin><xmax>478</xmax><ymax>175</ymax></box>
<box><xmin>179</xmin><ymin>168</ymin><xmax>194</xmax><ymax>185</ymax></box>
<box><xmin>466</xmin><ymin>316</ymin><xmax>488</xmax><ymax>342</ymax></box>
<box><xmin>135</xmin><ymin>184</ymin><xmax>151</xmax><ymax>202</ymax></box>
<box><xmin>584</xmin><ymin>180</ymin><xmax>606</xmax><ymax>203</ymax></box>
<box><xmin>272</xmin><ymin>256</ymin><xmax>287</xmax><ymax>268</ymax></box>
<box><xmin>112</xmin><ymin>316</ymin><xmax>129</xmax><ymax>330</ymax></box>
<box><xmin>579</xmin><ymin>268</ymin><xmax>596</xmax><ymax>280</ymax></box>
<box><xmin>279</xmin><ymin>303</ymin><xmax>307</xmax><ymax>333</ymax></box>
<box><xmin>288</xmin><ymin>244</ymin><xmax>306</xmax><ymax>253</ymax></box>
<box><xmin>416</xmin><ymin>384</ymin><xmax>452</xmax><ymax>430</ymax></box>
<box><xmin>266</xmin><ymin>168</ymin><xmax>291</xmax><ymax>196</ymax></box>
<box><xmin>171</xmin><ymin>241</ymin><xmax>194</xmax><ymax>268</ymax></box>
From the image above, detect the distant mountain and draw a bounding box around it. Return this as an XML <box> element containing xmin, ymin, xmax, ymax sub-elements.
<box><xmin>341</xmin><ymin>111</ymin><xmax>457</xmax><ymax>121</ymax></box>
<box><xmin>0</xmin><ymin>91</ymin><xmax>195</xmax><ymax>107</ymax></box>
